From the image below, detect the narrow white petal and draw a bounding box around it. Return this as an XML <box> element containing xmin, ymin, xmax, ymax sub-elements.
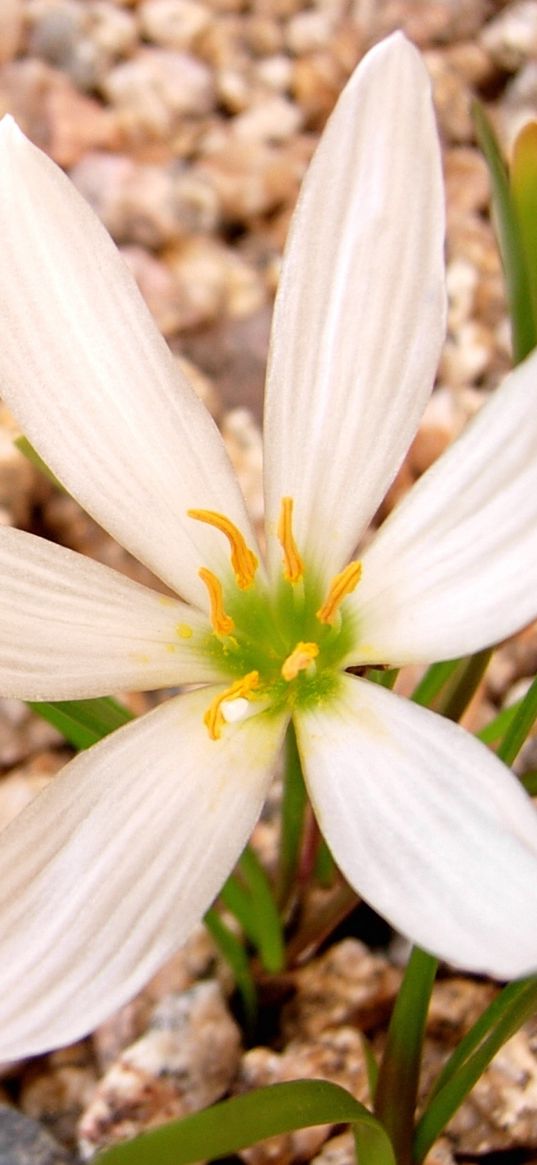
<box><xmin>296</xmin><ymin>676</ymin><xmax>537</xmax><ymax>978</ymax></box>
<box><xmin>349</xmin><ymin>349</ymin><xmax>537</xmax><ymax>666</ymax></box>
<box><xmin>0</xmin><ymin>691</ymin><xmax>286</xmax><ymax>1060</ymax></box>
<box><xmin>0</xmin><ymin>527</ymin><xmax>220</xmax><ymax>700</ymax></box>
<box><xmin>263</xmin><ymin>33</ymin><xmax>446</xmax><ymax>584</ymax></box>
<box><xmin>0</xmin><ymin>117</ymin><xmax>256</xmax><ymax>608</ymax></box>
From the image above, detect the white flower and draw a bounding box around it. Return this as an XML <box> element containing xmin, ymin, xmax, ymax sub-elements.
<box><xmin>0</xmin><ymin>33</ymin><xmax>536</xmax><ymax>1062</ymax></box>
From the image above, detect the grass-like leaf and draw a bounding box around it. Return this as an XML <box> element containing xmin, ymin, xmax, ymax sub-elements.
<box><xmin>473</xmin><ymin>100</ymin><xmax>536</xmax><ymax>362</ymax></box>
<box><xmin>29</xmin><ymin>696</ymin><xmax>133</xmax><ymax>749</ymax></box>
<box><xmin>94</xmin><ymin>1079</ymin><xmax>395</xmax><ymax>1165</ymax></box>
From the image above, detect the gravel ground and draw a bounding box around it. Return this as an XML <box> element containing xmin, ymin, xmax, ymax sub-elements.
<box><xmin>0</xmin><ymin>1</ymin><xmax>537</xmax><ymax>1162</ymax></box>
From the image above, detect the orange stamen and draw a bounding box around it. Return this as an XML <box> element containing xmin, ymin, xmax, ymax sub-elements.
<box><xmin>281</xmin><ymin>641</ymin><xmax>319</xmax><ymax>682</ymax></box>
<box><xmin>199</xmin><ymin>568</ymin><xmax>235</xmax><ymax>636</ymax></box>
<box><xmin>204</xmin><ymin>672</ymin><xmax>260</xmax><ymax>740</ymax></box>
<box><xmin>317</xmin><ymin>561</ymin><xmax>362</xmax><ymax>625</ymax></box>
<box><xmin>277</xmin><ymin>497</ymin><xmax>304</xmax><ymax>584</ymax></box>
<box><xmin>188</xmin><ymin>509</ymin><xmax>258</xmax><ymax>590</ymax></box>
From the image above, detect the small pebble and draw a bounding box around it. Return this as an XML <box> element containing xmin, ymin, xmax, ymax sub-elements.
<box><xmin>0</xmin><ymin>1105</ymin><xmax>75</xmax><ymax>1165</ymax></box>
<box><xmin>79</xmin><ymin>982</ymin><xmax>242</xmax><ymax>1157</ymax></box>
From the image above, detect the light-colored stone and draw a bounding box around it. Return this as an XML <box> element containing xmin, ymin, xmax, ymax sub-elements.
<box><xmin>244</xmin><ymin>15</ymin><xmax>284</xmax><ymax>56</ymax></box>
<box><xmin>0</xmin><ymin>751</ymin><xmax>64</xmax><ymax>831</ymax></box>
<box><xmin>363</xmin><ymin>0</ymin><xmax>488</xmax><ymax>45</ymax></box>
<box><xmin>233</xmin><ymin>95</ymin><xmax>303</xmax><ymax>144</ymax></box>
<box><xmin>281</xmin><ymin>939</ymin><xmax>401</xmax><ymax>1041</ymax></box>
<box><xmin>166</xmin><ymin>235</ymin><xmax>266</xmax><ymax>323</ymax></box>
<box><xmin>102</xmin><ymin>49</ymin><xmax>215</xmax><ymax>138</ymax></box>
<box><xmin>222</xmin><ymin>408</ymin><xmax>264</xmax><ymax>525</ymax></box>
<box><xmin>444</xmin><ymin>148</ymin><xmax>490</xmax><ymax>219</ymax></box>
<box><xmin>92</xmin><ymin>926</ymin><xmax>219</xmax><ymax>1070</ymax></box>
<box><xmin>427</xmin><ymin>979</ymin><xmax>498</xmax><ymax>1046</ymax></box>
<box><xmin>438</xmin><ymin>321</ymin><xmax>493</xmax><ymax>388</ymax></box>
<box><xmin>311</xmin><ymin>1131</ymin><xmax>356</xmax><ymax>1165</ymax></box>
<box><xmin>425</xmin><ymin>50</ymin><xmax>474</xmax><ymax>143</ymax></box>
<box><xmin>443</xmin><ymin>41</ymin><xmax>494</xmax><ymax>87</ymax></box>
<box><xmin>75</xmin><ymin>153</ymin><xmax>220</xmax><ymax>248</ymax></box>
<box><xmin>198</xmin><ymin>137</ymin><xmax>306</xmax><ymax>220</ymax></box>
<box><xmin>121</xmin><ymin>245</ymin><xmax>198</xmax><ymax>334</ymax></box>
<box><xmin>409</xmin><ymin>386</ymin><xmax>483</xmax><ymax>476</ymax></box>
<box><xmin>255</xmin><ymin>53</ymin><xmax>294</xmax><ymax>92</ymax></box>
<box><xmin>0</xmin><ymin>60</ymin><xmax>119</xmax><ymax>166</ymax></box>
<box><xmin>237</xmin><ymin>1028</ymin><xmax>370</xmax><ymax>1165</ymax></box>
<box><xmin>26</xmin><ymin>0</ymin><xmax>137</xmax><ymax>90</ymax></box>
<box><xmin>481</xmin><ymin>1</ymin><xmax>537</xmax><ymax>72</ymax></box>
<box><xmin>285</xmin><ymin>9</ymin><xmax>334</xmax><ymax>54</ymax></box>
<box><xmin>72</xmin><ymin>155</ymin><xmax>181</xmax><ymax>247</ymax></box>
<box><xmin>139</xmin><ymin>0</ymin><xmax>211</xmax><ymax>49</ymax></box>
<box><xmin>291</xmin><ymin>51</ymin><xmax>345</xmax><ymax>126</ymax></box>
<box><xmin>79</xmin><ymin>983</ymin><xmax>242</xmax><ymax>1157</ymax></box>
<box><xmin>447</xmin><ymin>1029</ymin><xmax>537</xmax><ymax>1152</ymax></box>
<box><xmin>500</xmin><ymin>61</ymin><xmax>537</xmax><ymax>148</ymax></box>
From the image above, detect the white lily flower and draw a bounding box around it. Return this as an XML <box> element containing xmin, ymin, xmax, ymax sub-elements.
<box><xmin>0</xmin><ymin>32</ymin><xmax>536</xmax><ymax>1062</ymax></box>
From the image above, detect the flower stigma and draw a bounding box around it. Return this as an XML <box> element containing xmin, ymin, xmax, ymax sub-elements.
<box><xmin>189</xmin><ymin>500</ymin><xmax>362</xmax><ymax>738</ymax></box>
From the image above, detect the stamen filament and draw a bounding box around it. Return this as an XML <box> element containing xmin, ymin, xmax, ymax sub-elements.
<box><xmin>204</xmin><ymin>672</ymin><xmax>260</xmax><ymax>740</ymax></box>
<box><xmin>188</xmin><ymin>509</ymin><xmax>258</xmax><ymax>590</ymax></box>
<box><xmin>199</xmin><ymin>568</ymin><xmax>235</xmax><ymax>636</ymax></box>
<box><xmin>317</xmin><ymin>561</ymin><xmax>362</xmax><ymax>625</ymax></box>
<box><xmin>281</xmin><ymin>641</ymin><xmax>319</xmax><ymax>681</ymax></box>
<box><xmin>277</xmin><ymin>497</ymin><xmax>304</xmax><ymax>584</ymax></box>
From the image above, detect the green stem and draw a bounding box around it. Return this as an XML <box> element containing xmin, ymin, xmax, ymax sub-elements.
<box><xmin>276</xmin><ymin>722</ymin><xmax>308</xmax><ymax>907</ymax></box>
<box><xmin>436</xmin><ymin>648</ymin><xmax>491</xmax><ymax>724</ymax></box>
<box><xmin>497</xmin><ymin>673</ymin><xmax>537</xmax><ymax>766</ymax></box>
<box><xmin>411</xmin><ymin>658</ymin><xmax>462</xmax><ymax>708</ymax></box>
<box><xmin>374</xmin><ymin>947</ymin><xmax>438</xmax><ymax>1165</ymax></box>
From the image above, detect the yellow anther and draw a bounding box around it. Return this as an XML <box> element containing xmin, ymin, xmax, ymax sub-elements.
<box><xmin>204</xmin><ymin>672</ymin><xmax>260</xmax><ymax>740</ymax></box>
<box><xmin>277</xmin><ymin>496</ymin><xmax>304</xmax><ymax>584</ymax></box>
<box><xmin>199</xmin><ymin>568</ymin><xmax>235</xmax><ymax>636</ymax></box>
<box><xmin>317</xmin><ymin>561</ymin><xmax>363</xmax><ymax>625</ymax></box>
<box><xmin>188</xmin><ymin>509</ymin><xmax>258</xmax><ymax>590</ymax></box>
<box><xmin>281</xmin><ymin>641</ymin><xmax>319</xmax><ymax>682</ymax></box>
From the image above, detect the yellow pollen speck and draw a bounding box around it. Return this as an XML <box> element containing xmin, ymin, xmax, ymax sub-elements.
<box><xmin>166</xmin><ymin>643</ymin><xmax>177</xmax><ymax>653</ymax></box>
<box><xmin>176</xmin><ymin>623</ymin><xmax>193</xmax><ymax>639</ymax></box>
<box><xmin>188</xmin><ymin>509</ymin><xmax>258</xmax><ymax>590</ymax></box>
<box><xmin>277</xmin><ymin>496</ymin><xmax>304</xmax><ymax>584</ymax></box>
<box><xmin>198</xmin><ymin>568</ymin><xmax>235</xmax><ymax>636</ymax></box>
<box><xmin>317</xmin><ymin>560</ymin><xmax>362</xmax><ymax>625</ymax></box>
<box><xmin>204</xmin><ymin>671</ymin><xmax>260</xmax><ymax>740</ymax></box>
<box><xmin>281</xmin><ymin>641</ymin><xmax>319</xmax><ymax>682</ymax></box>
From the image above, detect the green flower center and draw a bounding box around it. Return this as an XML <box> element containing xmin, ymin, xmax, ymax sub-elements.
<box><xmin>189</xmin><ymin>499</ymin><xmax>361</xmax><ymax>739</ymax></box>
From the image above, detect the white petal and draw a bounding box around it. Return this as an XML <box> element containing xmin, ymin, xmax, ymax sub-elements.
<box><xmin>0</xmin><ymin>690</ymin><xmax>286</xmax><ymax>1060</ymax></box>
<box><xmin>0</xmin><ymin>527</ymin><xmax>221</xmax><ymax>700</ymax></box>
<box><xmin>295</xmin><ymin>675</ymin><xmax>537</xmax><ymax>978</ymax></box>
<box><xmin>349</xmin><ymin>349</ymin><xmax>537</xmax><ymax>666</ymax></box>
<box><xmin>0</xmin><ymin>117</ymin><xmax>256</xmax><ymax>608</ymax></box>
<box><xmin>263</xmin><ymin>33</ymin><xmax>446</xmax><ymax>584</ymax></box>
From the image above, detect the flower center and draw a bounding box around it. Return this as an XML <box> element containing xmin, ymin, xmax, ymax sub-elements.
<box><xmin>188</xmin><ymin>498</ymin><xmax>361</xmax><ymax>739</ymax></box>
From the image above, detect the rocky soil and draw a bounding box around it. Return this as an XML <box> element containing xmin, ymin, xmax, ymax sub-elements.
<box><xmin>0</xmin><ymin>0</ymin><xmax>537</xmax><ymax>1162</ymax></box>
